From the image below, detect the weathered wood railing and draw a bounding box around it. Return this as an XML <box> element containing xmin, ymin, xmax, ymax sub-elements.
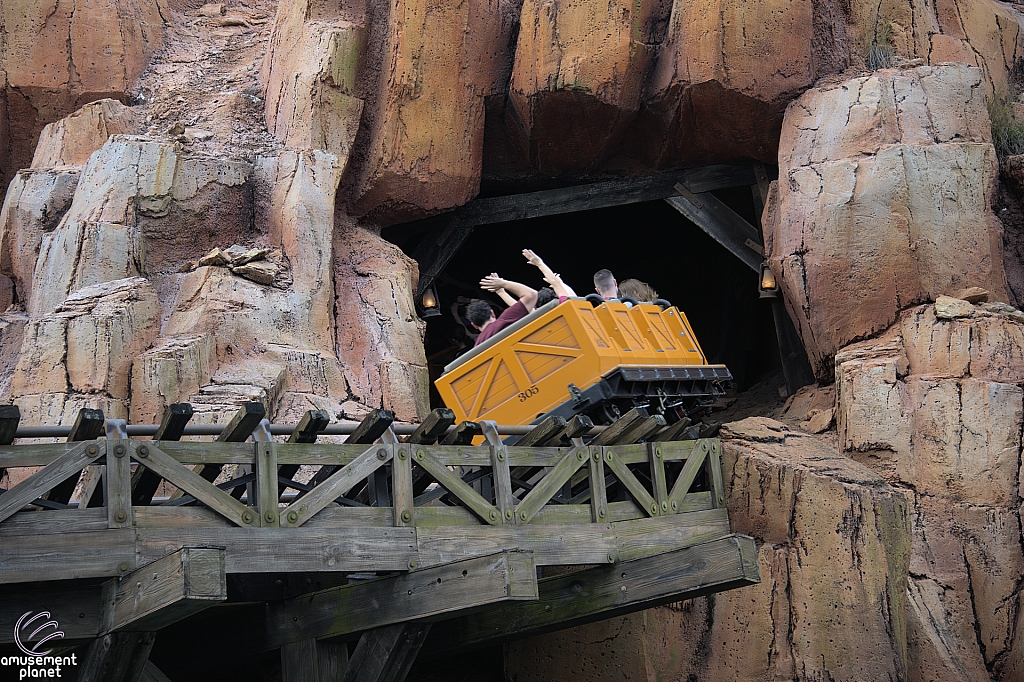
<box><xmin>0</xmin><ymin>405</ymin><xmax>758</xmax><ymax>682</ymax></box>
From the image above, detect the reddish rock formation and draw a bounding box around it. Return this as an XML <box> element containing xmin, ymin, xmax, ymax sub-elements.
<box><xmin>0</xmin><ymin>0</ymin><xmax>163</xmax><ymax>189</ymax></box>
<box><xmin>507</xmin><ymin>417</ymin><xmax>911</xmax><ymax>682</ymax></box>
<box><xmin>836</xmin><ymin>301</ymin><xmax>1024</xmax><ymax>681</ymax></box>
<box><xmin>765</xmin><ymin>63</ymin><xmax>1009</xmax><ymax>380</ymax></box>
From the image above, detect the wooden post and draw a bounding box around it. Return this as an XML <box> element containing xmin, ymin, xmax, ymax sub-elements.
<box><xmin>256</xmin><ymin>436</ymin><xmax>280</xmax><ymax>528</ymax></box>
<box><xmin>0</xmin><ymin>404</ymin><xmax>20</xmax><ymax>485</ymax></box>
<box><xmin>106</xmin><ymin>439</ymin><xmax>132</xmax><ymax>529</ymax></box>
<box><xmin>44</xmin><ymin>408</ymin><xmax>104</xmax><ymax>504</ymax></box>
<box><xmin>341</xmin><ymin>623</ymin><xmax>431</xmax><ymax>682</ymax></box>
<box><xmin>79</xmin><ymin>631</ymin><xmax>156</xmax><ymax>682</ymax></box>
<box><xmin>706</xmin><ymin>439</ymin><xmax>726</xmax><ymax>508</ymax></box>
<box><xmin>483</xmin><ymin>421</ymin><xmax>514</xmax><ymax>524</ymax></box>
<box><xmin>392</xmin><ymin>444</ymin><xmax>412</xmax><ymax>528</ymax></box>
<box><xmin>132</xmin><ymin>403</ymin><xmax>193</xmax><ymax>506</ymax></box>
<box><xmin>647</xmin><ymin>443</ymin><xmax>669</xmax><ymax>515</ymax></box>
<box><xmin>587</xmin><ymin>447</ymin><xmax>607</xmax><ymax>523</ymax></box>
<box><xmin>282</xmin><ymin>638</ymin><xmax>350</xmax><ymax>682</ymax></box>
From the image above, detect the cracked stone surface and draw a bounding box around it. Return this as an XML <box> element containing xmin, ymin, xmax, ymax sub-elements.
<box><xmin>837</xmin><ymin>301</ymin><xmax>1024</xmax><ymax>682</ymax></box>
<box><xmin>764</xmin><ymin>63</ymin><xmax>1010</xmax><ymax>381</ymax></box>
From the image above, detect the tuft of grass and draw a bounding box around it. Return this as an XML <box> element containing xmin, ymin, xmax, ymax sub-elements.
<box><xmin>989</xmin><ymin>57</ymin><xmax>1024</xmax><ymax>161</ymax></box>
<box><xmin>989</xmin><ymin>93</ymin><xmax>1024</xmax><ymax>160</ymax></box>
<box><xmin>868</xmin><ymin>23</ymin><xmax>896</xmax><ymax>70</ymax></box>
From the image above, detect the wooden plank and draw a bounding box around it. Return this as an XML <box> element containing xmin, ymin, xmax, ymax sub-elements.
<box><xmin>607</xmin><ymin>414</ymin><xmax>666</xmax><ymax>445</ymax></box>
<box><xmin>666</xmin><ymin>190</ymin><xmax>762</xmax><ymax>271</ymax></box>
<box><xmin>483</xmin><ymin>421</ymin><xmax>515</xmax><ymax>523</ymax></box>
<box><xmin>514</xmin><ymin>446</ymin><xmax>589</xmax><ymax>523</ymax></box>
<box><xmin>282</xmin><ymin>638</ymin><xmax>350</xmax><ymax>682</ymax></box>
<box><xmin>42</xmin><ymin>408</ymin><xmax>105</xmax><ymax>504</ymax></box>
<box><xmin>666</xmin><ymin>439</ymin><xmax>711</xmax><ymax>512</ymax></box>
<box><xmin>0</xmin><ymin>529</ymin><xmax>136</xmax><ymax>582</ymax></box>
<box><xmin>267</xmin><ymin>552</ymin><xmax>537</xmax><ymax>648</ymax></box>
<box><xmin>393</xmin><ymin>445</ymin><xmax>413</xmax><ymax>527</ymax></box>
<box><xmin>514</xmin><ymin>416</ymin><xmax>565</xmax><ymax>447</ymax></box>
<box><xmin>648</xmin><ymin>443</ymin><xmax>669</xmax><ymax>514</ymax></box>
<box><xmin>0</xmin><ymin>507</ymin><xmax>110</xmax><ymax>537</ymax></box>
<box><xmin>280</xmin><ymin>444</ymin><xmax>392</xmax><ymax>527</ymax></box>
<box><xmin>543</xmin><ymin>415</ymin><xmax>593</xmax><ymax>446</ymax></box>
<box><xmin>402</xmin><ymin>408</ymin><xmax>455</xmax><ymax>445</ymax></box>
<box><xmin>587</xmin><ymin>447</ymin><xmax>607</xmax><ymax>523</ymax></box>
<box><xmin>257</xmin><ymin>441</ymin><xmax>280</xmax><ymax>527</ymax></box>
<box><xmin>412</xmin><ymin>447</ymin><xmax>501</xmax><ymax>525</ymax></box>
<box><xmin>107</xmin><ymin>441</ymin><xmax>133</xmax><ymax>529</ymax></box>
<box><xmin>390</xmin><ymin>164</ymin><xmax>757</xmax><ymax>240</ymax></box>
<box><xmin>135</xmin><ymin>527</ymin><xmax>415</xmax><ymax>573</ymax></box>
<box><xmin>132</xmin><ymin>442</ymin><xmax>258</xmax><ymax>527</ymax></box>
<box><xmin>133</xmin><ymin>404</ymin><xmax>194</xmax><ymax>506</ymax></box>
<box><xmin>308</xmin><ymin>409</ymin><xmax>394</xmax><ymax>489</ymax></box>
<box><xmin>0</xmin><ymin>583</ymin><xmax>102</xmax><ymax>642</ymax></box>
<box><xmin>422</xmin><ymin>534</ymin><xmax>759</xmax><ymax>656</ymax></box>
<box><xmin>439</xmin><ymin>421</ymin><xmax>480</xmax><ymax>445</ymax></box>
<box><xmin>653</xmin><ymin>417</ymin><xmax>694</xmax><ymax>442</ymax></box>
<box><xmin>587</xmin><ymin>408</ymin><xmax>648</xmax><ymax>446</ymax></box>
<box><xmin>602</xmin><ymin>448</ymin><xmax>659</xmax><ymax>517</ymax></box>
<box><xmin>0</xmin><ymin>441</ymin><xmax>103</xmax><ymax>523</ymax></box>
<box><xmin>182</xmin><ymin>402</ymin><xmax>266</xmax><ymax>488</ymax></box>
<box><xmin>280</xmin><ymin>409</ymin><xmax>332</xmax><ymax>497</ymax></box>
<box><xmin>100</xmin><ymin>547</ymin><xmax>226</xmax><ymax>634</ymax></box>
<box><xmin>79</xmin><ymin>631</ymin><xmax>156</xmax><ymax>682</ymax></box>
<box><xmin>707</xmin><ymin>439</ymin><xmax>726</xmax><ymax>508</ymax></box>
<box><xmin>341</xmin><ymin>623</ymin><xmax>431</xmax><ymax>682</ymax></box>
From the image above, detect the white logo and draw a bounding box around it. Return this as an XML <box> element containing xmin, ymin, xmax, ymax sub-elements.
<box><xmin>14</xmin><ymin>612</ymin><xmax>64</xmax><ymax>656</ymax></box>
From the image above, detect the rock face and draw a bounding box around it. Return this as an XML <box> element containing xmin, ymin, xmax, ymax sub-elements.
<box><xmin>0</xmin><ymin>0</ymin><xmax>163</xmax><ymax>189</ymax></box>
<box><xmin>836</xmin><ymin>301</ymin><xmax>1024</xmax><ymax>681</ymax></box>
<box><xmin>506</xmin><ymin>417</ymin><xmax>912</xmax><ymax>682</ymax></box>
<box><xmin>764</xmin><ymin>63</ymin><xmax>1009</xmax><ymax>380</ymax></box>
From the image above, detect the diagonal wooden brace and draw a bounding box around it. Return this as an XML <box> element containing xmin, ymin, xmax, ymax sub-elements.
<box><xmin>131</xmin><ymin>442</ymin><xmax>258</xmax><ymax>527</ymax></box>
<box><xmin>666</xmin><ymin>439</ymin><xmax>711</xmax><ymax>512</ymax></box>
<box><xmin>514</xmin><ymin>445</ymin><xmax>589</xmax><ymax>524</ymax></box>
<box><xmin>280</xmin><ymin>444</ymin><xmax>393</xmax><ymax>527</ymax></box>
<box><xmin>602</xmin><ymin>447</ymin><xmax>659</xmax><ymax>517</ymax></box>
<box><xmin>0</xmin><ymin>441</ymin><xmax>104</xmax><ymax>523</ymax></box>
<box><xmin>412</xmin><ymin>447</ymin><xmax>502</xmax><ymax>525</ymax></box>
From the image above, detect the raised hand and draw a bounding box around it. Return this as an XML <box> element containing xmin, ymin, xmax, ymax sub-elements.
<box><xmin>480</xmin><ymin>274</ymin><xmax>506</xmax><ymax>292</ymax></box>
<box><xmin>522</xmin><ymin>249</ymin><xmax>544</xmax><ymax>266</ymax></box>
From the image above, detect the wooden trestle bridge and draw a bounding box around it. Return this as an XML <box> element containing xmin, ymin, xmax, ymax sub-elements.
<box><xmin>0</xmin><ymin>402</ymin><xmax>758</xmax><ymax>682</ymax></box>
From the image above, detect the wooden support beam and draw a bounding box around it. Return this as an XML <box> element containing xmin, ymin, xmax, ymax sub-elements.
<box><xmin>402</xmin><ymin>408</ymin><xmax>455</xmax><ymax>445</ymax></box>
<box><xmin>43</xmin><ymin>408</ymin><xmax>104</xmax><ymax>504</ymax></box>
<box><xmin>422</xmin><ymin>534</ymin><xmax>759</xmax><ymax>656</ymax></box>
<box><xmin>133</xmin><ymin>404</ymin><xmax>193</xmax><ymax>506</ymax></box>
<box><xmin>268</xmin><ymin>551</ymin><xmax>536</xmax><ymax>647</ymax></box>
<box><xmin>0</xmin><ymin>548</ymin><xmax>225</xmax><ymax>645</ymax></box>
<box><xmin>653</xmin><ymin>417</ymin><xmax>693</xmax><ymax>442</ymax></box>
<box><xmin>79</xmin><ymin>631</ymin><xmax>156</xmax><ymax>682</ymax></box>
<box><xmin>588</xmin><ymin>408</ymin><xmax>648</xmax><ymax>446</ymax></box>
<box><xmin>309</xmin><ymin>410</ymin><xmax>394</xmax><ymax>489</ymax></box>
<box><xmin>0</xmin><ymin>441</ymin><xmax>105</xmax><ymax>523</ymax></box>
<box><xmin>341</xmin><ymin>623</ymin><xmax>431</xmax><ymax>682</ymax></box>
<box><xmin>440</xmin><ymin>421</ymin><xmax>480</xmax><ymax>445</ymax></box>
<box><xmin>542</xmin><ymin>414</ymin><xmax>593</xmax><ymax>446</ymax></box>
<box><xmin>0</xmin><ymin>404</ymin><xmax>18</xmax><ymax>487</ymax></box>
<box><xmin>665</xmin><ymin>186</ymin><xmax>763</xmax><ymax>272</ymax></box>
<box><xmin>607</xmin><ymin>414</ymin><xmax>666</xmax><ymax>445</ymax></box>
<box><xmin>514</xmin><ymin>415</ymin><xmax>566</xmax><ymax>447</ymax></box>
<box><xmin>398</xmin><ymin>165</ymin><xmax>758</xmax><ymax>295</ymax></box>
<box><xmin>279</xmin><ymin>409</ymin><xmax>333</xmax><ymax>498</ymax></box>
<box><xmin>282</xmin><ymin>638</ymin><xmax>350</xmax><ymax>682</ymax></box>
<box><xmin>100</xmin><ymin>547</ymin><xmax>226</xmax><ymax>634</ymax></box>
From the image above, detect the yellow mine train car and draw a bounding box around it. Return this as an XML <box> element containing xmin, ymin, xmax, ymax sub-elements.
<box><xmin>435</xmin><ymin>298</ymin><xmax>732</xmax><ymax>428</ymax></box>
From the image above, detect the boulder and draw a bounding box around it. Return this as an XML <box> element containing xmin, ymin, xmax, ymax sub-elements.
<box><xmin>506</xmin><ymin>419</ymin><xmax>911</xmax><ymax>682</ymax></box>
<box><xmin>31</xmin><ymin>99</ymin><xmax>140</xmax><ymax>169</ymax></box>
<box><xmin>0</xmin><ymin>169</ymin><xmax>80</xmax><ymax>308</ymax></box>
<box><xmin>347</xmin><ymin>0</ymin><xmax>501</xmax><ymax>223</ymax></box>
<box><xmin>505</xmin><ymin>0</ymin><xmax>671</xmax><ymax>173</ymax></box>
<box><xmin>836</xmin><ymin>303</ymin><xmax>1024</xmax><ymax>680</ymax></box>
<box><xmin>0</xmin><ymin>0</ymin><xmax>163</xmax><ymax>186</ymax></box>
<box><xmin>129</xmin><ymin>335</ymin><xmax>214</xmax><ymax>424</ymax></box>
<box><xmin>333</xmin><ymin>218</ymin><xmax>428</xmax><ymax>421</ymax></box>
<box><xmin>637</xmin><ymin>0</ymin><xmax>849</xmax><ymax>169</ymax></box>
<box><xmin>764</xmin><ymin>64</ymin><xmax>1009</xmax><ymax>380</ymax></box>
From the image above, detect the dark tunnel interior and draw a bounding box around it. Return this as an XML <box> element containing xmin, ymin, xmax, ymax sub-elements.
<box><xmin>391</xmin><ymin>185</ymin><xmax>786</xmax><ymax>409</ymax></box>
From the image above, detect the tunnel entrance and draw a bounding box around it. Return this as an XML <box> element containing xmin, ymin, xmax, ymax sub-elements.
<box><xmin>385</xmin><ymin>169</ymin><xmax>814</xmax><ymax>414</ymax></box>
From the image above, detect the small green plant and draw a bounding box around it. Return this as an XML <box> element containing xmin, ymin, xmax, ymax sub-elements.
<box><xmin>989</xmin><ymin>57</ymin><xmax>1024</xmax><ymax>161</ymax></box>
<box><xmin>868</xmin><ymin>22</ymin><xmax>896</xmax><ymax>70</ymax></box>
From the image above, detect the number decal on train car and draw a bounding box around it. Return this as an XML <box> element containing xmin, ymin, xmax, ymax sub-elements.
<box><xmin>518</xmin><ymin>386</ymin><xmax>540</xmax><ymax>402</ymax></box>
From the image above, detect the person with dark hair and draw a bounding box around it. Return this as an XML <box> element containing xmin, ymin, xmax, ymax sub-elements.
<box><xmin>535</xmin><ymin>287</ymin><xmax>557</xmax><ymax>307</ymax></box>
<box><xmin>467</xmin><ymin>273</ymin><xmax>538</xmax><ymax>346</ymax></box>
<box><xmin>593</xmin><ymin>268</ymin><xmax>618</xmax><ymax>300</ymax></box>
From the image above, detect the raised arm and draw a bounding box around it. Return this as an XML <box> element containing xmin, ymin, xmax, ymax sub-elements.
<box><xmin>523</xmin><ymin>249</ymin><xmax>577</xmax><ymax>298</ymax></box>
<box><xmin>480</xmin><ymin>274</ymin><xmax>539</xmax><ymax>310</ymax></box>
<box><xmin>495</xmin><ymin>287</ymin><xmax>516</xmax><ymax>307</ymax></box>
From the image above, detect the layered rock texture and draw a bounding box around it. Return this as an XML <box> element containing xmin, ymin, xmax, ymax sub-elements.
<box><xmin>508</xmin><ymin>418</ymin><xmax>912</xmax><ymax>681</ymax></box>
<box><xmin>765</xmin><ymin>63</ymin><xmax>1010</xmax><ymax>380</ymax></box>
